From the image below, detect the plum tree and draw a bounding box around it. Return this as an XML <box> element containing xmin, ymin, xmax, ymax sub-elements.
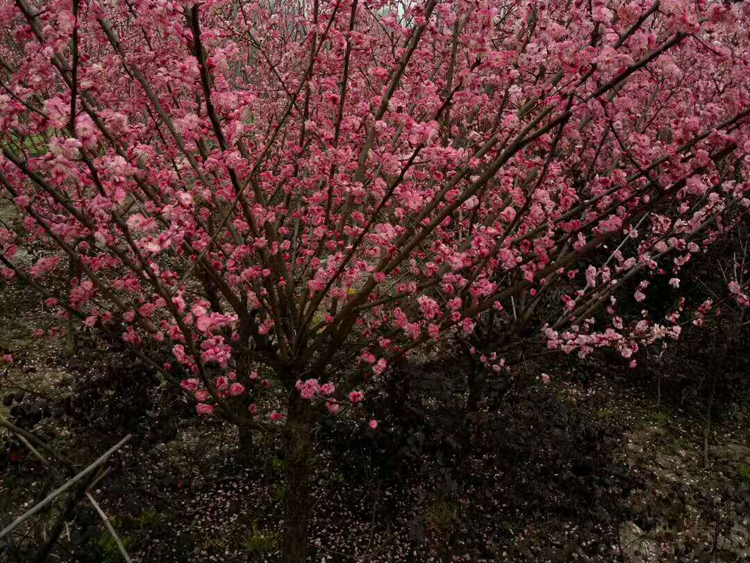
<box><xmin>1</xmin><ymin>0</ymin><xmax>749</xmax><ymax>559</ymax></box>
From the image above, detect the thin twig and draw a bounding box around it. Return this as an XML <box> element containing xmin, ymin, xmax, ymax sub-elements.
<box><xmin>87</xmin><ymin>467</ymin><xmax>112</xmax><ymax>492</ymax></box>
<box><xmin>86</xmin><ymin>492</ymin><xmax>133</xmax><ymax>563</ymax></box>
<box><xmin>0</xmin><ymin>435</ymin><xmax>131</xmax><ymax>539</ymax></box>
<box><xmin>0</xmin><ymin>413</ymin><xmax>76</xmax><ymax>470</ymax></box>
<box><xmin>362</xmin><ymin>483</ymin><xmax>381</xmax><ymax>560</ymax></box>
<box><xmin>13</xmin><ymin>432</ymin><xmax>59</xmax><ymax>475</ymax></box>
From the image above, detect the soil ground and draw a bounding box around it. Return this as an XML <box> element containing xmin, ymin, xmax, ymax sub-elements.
<box><xmin>1</xmin><ymin>280</ymin><xmax>749</xmax><ymax>563</ymax></box>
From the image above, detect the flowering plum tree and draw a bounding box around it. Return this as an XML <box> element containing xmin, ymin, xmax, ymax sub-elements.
<box><xmin>1</xmin><ymin>0</ymin><xmax>749</xmax><ymax>558</ymax></box>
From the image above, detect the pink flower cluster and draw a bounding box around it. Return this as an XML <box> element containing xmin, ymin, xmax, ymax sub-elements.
<box><xmin>295</xmin><ymin>379</ymin><xmax>335</xmax><ymax>400</ymax></box>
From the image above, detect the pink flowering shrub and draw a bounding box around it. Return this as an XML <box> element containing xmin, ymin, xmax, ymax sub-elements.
<box><xmin>1</xmin><ymin>0</ymin><xmax>749</xmax><ymax>558</ymax></box>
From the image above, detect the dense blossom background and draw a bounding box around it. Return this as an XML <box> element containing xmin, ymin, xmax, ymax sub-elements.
<box><xmin>1</xmin><ymin>0</ymin><xmax>748</xmax><ymax>424</ymax></box>
<box><xmin>1</xmin><ymin>0</ymin><xmax>750</xmax><ymax>560</ymax></box>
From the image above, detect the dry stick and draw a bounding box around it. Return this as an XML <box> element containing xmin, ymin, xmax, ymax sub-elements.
<box><xmin>0</xmin><ymin>435</ymin><xmax>132</xmax><ymax>540</ymax></box>
<box><xmin>362</xmin><ymin>483</ymin><xmax>381</xmax><ymax>561</ymax></box>
<box><xmin>87</xmin><ymin>467</ymin><xmax>112</xmax><ymax>492</ymax></box>
<box><xmin>0</xmin><ymin>413</ymin><xmax>76</xmax><ymax>470</ymax></box>
<box><xmin>32</xmin><ymin>469</ymin><xmax>98</xmax><ymax>563</ymax></box>
<box><xmin>13</xmin><ymin>431</ymin><xmax>56</xmax><ymax>473</ymax></box>
<box><xmin>4</xmin><ymin>429</ymin><xmax>118</xmax><ymax>560</ymax></box>
<box><xmin>86</xmin><ymin>492</ymin><xmax>133</xmax><ymax>563</ymax></box>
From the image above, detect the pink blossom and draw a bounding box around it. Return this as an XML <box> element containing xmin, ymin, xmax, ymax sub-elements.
<box><xmin>229</xmin><ymin>383</ymin><xmax>245</xmax><ymax>396</ymax></box>
<box><xmin>417</xmin><ymin>296</ymin><xmax>440</xmax><ymax>320</ymax></box>
<box><xmin>180</xmin><ymin>378</ymin><xmax>200</xmax><ymax>392</ymax></box>
<box><xmin>172</xmin><ymin>345</ymin><xmax>188</xmax><ymax>365</ymax></box>
<box><xmin>269</xmin><ymin>412</ymin><xmax>285</xmax><ymax>422</ymax></box>
<box><xmin>585</xmin><ymin>266</ymin><xmax>597</xmax><ymax>288</ymax></box>
<box><xmin>0</xmin><ymin>0</ymin><xmax>746</xmax><ymax>515</ymax></box>
<box><xmin>30</xmin><ymin>256</ymin><xmax>61</xmax><ymax>278</ymax></box>
<box><xmin>369</xmin><ymin>420</ymin><xmax>378</xmax><ymax>430</ymax></box>
<box><xmin>296</xmin><ymin>378</ymin><xmax>321</xmax><ymax>399</ymax></box>
<box><xmin>196</xmin><ymin>403</ymin><xmax>214</xmax><ymax>415</ymax></box>
<box><xmin>372</xmin><ymin>359</ymin><xmax>387</xmax><ymax>376</ymax></box>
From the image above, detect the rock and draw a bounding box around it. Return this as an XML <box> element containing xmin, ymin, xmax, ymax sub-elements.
<box><xmin>711</xmin><ymin>443</ymin><xmax>750</xmax><ymax>469</ymax></box>
<box><xmin>718</xmin><ymin>522</ymin><xmax>750</xmax><ymax>559</ymax></box>
<box><xmin>619</xmin><ymin>521</ymin><xmax>659</xmax><ymax>563</ymax></box>
<box><xmin>10</xmin><ymin>247</ymin><xmax>31</xmax><ymax>269</ymax></box>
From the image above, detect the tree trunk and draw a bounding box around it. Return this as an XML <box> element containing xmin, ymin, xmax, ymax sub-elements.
<box><xmin>238</xmin><ymin>425</ymin><xmax>255</xmax><ymax>466</ymax></box>
<box><xmin>466</xmin><ymin>368</ymin><xmax>485</xmax><ymax>413</ymax></box>
<box><xmin>386</xmin><ymin>364</ymin><xmax>410</xmax><ymax>422</ymax></box>
<box><xmin>703</xmin><ymin>368</ymin><xmax>716</xmax><ymax>469</ymax></box>
<box><xmin>66</xmin><ymin>259</ymin><xmax>77</xmax><ymax>355</ymax></box>
<box><xmin>657</xmin><ymin>370</ymin><xmax>662</xmax><ymax>409</ymax></box>
<box><xmin>234</xmin><ymin>320</ymin><xmax>255</xmax><ymax>466</ymax></box>
<box><xmin>703</xmin><ymin>309</ymin><xmax>745</xmax><ymax>468</ymax></box>
<box><xmin>281</xmin><ymin>395</ymin><xmax>313</xmax><ymax>563</ymax></box>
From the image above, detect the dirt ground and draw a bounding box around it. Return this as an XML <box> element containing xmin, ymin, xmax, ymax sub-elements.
<box><xmin>1</xmin><ymin>279</ymin><xmax>749</xmax><ymax>563</ymax></box>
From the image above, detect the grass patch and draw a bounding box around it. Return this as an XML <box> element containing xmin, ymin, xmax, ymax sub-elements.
<box><xmin>427</xmin><ymin>498</ymin><xmax>461</xmax><ymax>535</ymax></box>
<box><xmin>242</xmin><ymin>524</ymin><xmax>279</xmax><ymax>557</ymax></box>
<box><xmin>594</xmin><ymin>407</ymin><xmax>617</xmax><ymax>420</ymax></box>
<box><xmin>94</xmin><ymin>529</ymin><xmax>136</xmax><ymax>563</ymax></box>
<box><xmin>2</xmin><ymin>131</ymin><xmax>50</xmax><ymax>157</ymax></box>
<box><xmin>648</xmin><ymin>410</ymin><xmax>671</xmax><ymax>425</ymax></box>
